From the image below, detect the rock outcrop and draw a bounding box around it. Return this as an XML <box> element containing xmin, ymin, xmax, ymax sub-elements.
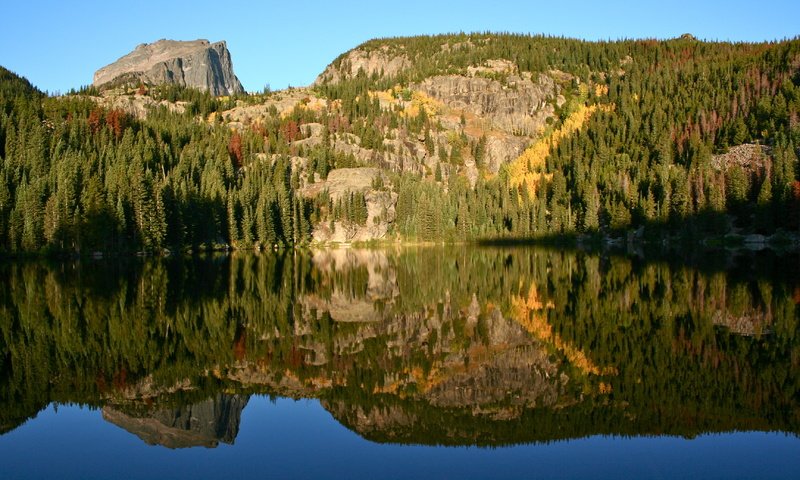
<box><xmin>415</xmin><ymin>72</ymin><xmax>559</xmax><ymax>137</ymax></box>
<box><xmin>311</xmin><ymin>47</ymin><xmax>565</xmax><ymax>176</ymax></box>
<box><xmin>711</xmin><ymin>143</ymin><xmax>772</xmax><ymax>173</ymax></box>
<box><xmin>314</xmin><ymin>46</ymin><xmax>410</xmax><ymax>85</ymax></box>
<box><xmin>302</xmin><ymin>168</ymin><xmax>397</xmax><ymax>243</ymax></box>
<box><xmin>89</xmin><ymin>93</ymin><xmax>188</xmax><ymax>120</ymax></box>
<box><xmin>93</xmin><ymin>39</ymin><xmax>244</xmax><ymax>95</ymax></box>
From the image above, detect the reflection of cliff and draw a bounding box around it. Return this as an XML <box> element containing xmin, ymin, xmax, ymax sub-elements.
<box><xmin>102</xmin><ymin>394</ymin><xmax>249</xmax><ymax>449</ymax></box>
<box><xmin>415</xmin><ymin>303</ymin><xmax>569</xmax><ymax>415</ymax></box>
<box><xmin>225</xmin><ymin>291</ymin><xmax>573</xmax><ymax>421</ymax></box>
<box><xmin>290</xmin><ymin>250</ymin><xmax>571</xmax><ymax>417</ymax></box>
<box><xmin>301</xmin><ymin>249</ymin><xmax>399</xmax><ymax>323</ymax></box>
<box><xmin>2</xmin><ymin>249</ymin><xmax>799</xmax><ymax>447</ymax></box>
<box><xmin>319</xmin><ymin>395</ymin><xmax>591</xmax><ymax>446</ymax></box>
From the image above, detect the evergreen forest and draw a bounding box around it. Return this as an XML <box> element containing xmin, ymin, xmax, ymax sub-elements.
<box><xmin>2</xmin><ymin>33</ymin><xmax>800</xmax><ymax>254</ymax></box>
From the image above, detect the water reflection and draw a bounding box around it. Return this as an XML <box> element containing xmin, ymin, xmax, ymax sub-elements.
<box><xmin>102</xmin><ymin>394</ymin><xmax>248</xmax><ymax>449</ymax></box>
<box><xmin>1</xmin><ymin>247</ymin><xmax>798</xmax><ymax>447</ymax></box>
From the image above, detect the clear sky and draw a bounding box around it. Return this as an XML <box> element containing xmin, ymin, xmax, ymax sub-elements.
<box><xmin>1</xmin><ymin>0</ymin><xmax>798</xmax><ymax>94</ymax></box>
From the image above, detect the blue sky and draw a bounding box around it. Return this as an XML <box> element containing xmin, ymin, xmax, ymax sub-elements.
<box><xmin>1</xmin><ymin>0</ymin><xmax>798</xmax><ymax>94</ymax></box>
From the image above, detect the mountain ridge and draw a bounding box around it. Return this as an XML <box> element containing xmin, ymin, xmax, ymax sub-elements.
<box><xmin>0</xmin><ymin>33</ymin><xmax>799</xmax><ymax>253</ymax></box>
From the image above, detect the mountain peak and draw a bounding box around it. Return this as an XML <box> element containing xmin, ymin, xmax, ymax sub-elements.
<box><xmin>93</xmin><ymin>39</ymin><xmax>244</xmax><ymax>96</ymax></box>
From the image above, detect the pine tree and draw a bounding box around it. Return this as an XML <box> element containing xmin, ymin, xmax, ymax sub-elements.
<box><xmin>582</xmin><ymin>186</ymin><xmax>600</xmax><ymax>232</ymax></box>
<box><xmin>756</xmin><ymin>174</ymin><xmax>774</xmax><ymax>232</ymax></box>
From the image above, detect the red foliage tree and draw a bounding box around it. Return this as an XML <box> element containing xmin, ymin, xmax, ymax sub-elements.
<box><xmin>287</xmin><ymin>343</ymin><xmax>304</xmax><ymax>369</ymax></box>
<box><xmin>88</xmin><ymin>107</ymin><xmax>104</xmax><ymax>134</ymax></box>
<box><xmin>281</xmin><ymin>120</ymin><xmax>300</xmax><ymax>143</ymax></box>
<box><xmin>112</xmin><ymin>367</ymin><xmax>128</xmax><ymax>390</ymax></box>
<box><xmin>233</xmin><ymin>324</ymin><xmax>247</xmax><ymax>361</ymax></box>
<box><xmin>105</xmin><ymin>109</ymin><xmax>128</xmax><ymax>140</ymax></box>
<box><xmin>228</xmin><ymin>131</ymin><xmax>243</xmax><ymax>169</ymax></box>
<box><xmin>328</xmin><ymin>115</ymin><xmax>350</xmax><ymax>134</ymax></box>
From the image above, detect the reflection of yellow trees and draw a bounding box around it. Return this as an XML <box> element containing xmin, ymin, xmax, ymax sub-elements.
<box><xmin>511</xmin><ymin>284</ymin><xmax>617</xmax><ymax>378</ymax></box>
<box><xmin>371</xmin><ymin>367</ymin><xmax>436</xmax><ymax>396</ymax></box>
<box><xmin>3</xmin><ymin>248</ymin><xmax>800</xmax><ymax>440</ymax></box>
<box><xmin>374</xmin><ymin>325</ymin><xmax>522</xmax><ymax>397</ymax></box>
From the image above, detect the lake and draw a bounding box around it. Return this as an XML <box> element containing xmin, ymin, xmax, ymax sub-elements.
<box><xmin>1</xmin><ymin>247</ymin><xmax>799</xmax><ymax>479</ymax></box>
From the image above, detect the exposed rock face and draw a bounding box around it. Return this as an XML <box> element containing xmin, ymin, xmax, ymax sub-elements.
<box><xmin>90</xmin><ymin>93</ymin><xmax>188</xmax><ymax>119</ymax></box>
<box><xmin>221</xmin><ymin>88</ymin><xmax>323</xmax><ymax>126</ymax></box>
<box><xmin>415</xmin><ymin>72</ymin><xmax>559</xmax><ymax>138</ymax></box>
<box><xmin>102</xmin><ymin>394</ymin><xmax>249</xmax><ymax>449</ymax></box>
<box><xmin>482</xmin><ymin>134</ymin><xmax>530</xmax><ymax>175</ymax></box>
<box><xmin>711</xmin><ymin>143</ymin><xmax>772</xmax><ymax>173</ymax></box>
<box><xmin>302</xmin><ymin>168</ymin><xmax>397</xmax><ymax>243</ymax></box>
<box><xmin>402</xmin><ymin>71</ymin><xmax>561</xmax><ymax>173</ymax></box>
<box><xmin>314</xmin><ymin>46</ymin><xmax>410</xmax><ymax>85</ymax></box>
<box><xmin>93</xmin><ymin>39</ymin><xmax>244</xmax><ymax>96</ymax></box>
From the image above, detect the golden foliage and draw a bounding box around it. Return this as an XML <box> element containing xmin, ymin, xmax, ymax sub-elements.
<box><xmin>407</xmin><ymin>90</ymin><xmax>442</xmax><ymax>117</ymax></box>
<box><xmin>372</xmin><ymin>89</ymin><xmax>396</xmax><ymax>105</ymax></box>
<box><xmin>282</xmin><ymin>96</ymin><xmax>328</xmax><ymax>118</ymax></box>
<box><xmin>508</xmin><ymin>103</ymin><xmax>613</xmax><ymax>197</ymax></box>
<box><xmin>407</xmin><ymin>365</ymin><xmax>442</xmax><ymax>393</ymax></box>
<box><xmin>369</xmin><ymin>87</ymin><xmax>443</xmax><ymax>118</ymax></box>
<box><xmin>373</xmin><ymin>381</ymin><xmax>400</xmax><ymax>395</ymax></box>
<box><xmin>511</xmin><ymin>284</ymin><xmax>617</xmax><ymax>378</ymax></box>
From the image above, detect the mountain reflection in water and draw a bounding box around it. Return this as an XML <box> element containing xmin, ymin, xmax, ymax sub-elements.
<box><xmin>101</xmin><ymin>394</ymin><xmax>248</xmax><ymax>448</ymax></box>
<box><xmin>1</xmin><ymin>247</ymin><xmax>798</xmax><ymax>448</ymax></box>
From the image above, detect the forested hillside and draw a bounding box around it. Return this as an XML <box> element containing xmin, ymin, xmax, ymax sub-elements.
<box><xmin>1</xmin><ymin>33</ymin><xmax>800</xmax><ymax>254</ymax></box>
<box><xmin>0</xmin><ymin>68</ymin><xmax>312</xmax><ymax>253</ymax></box>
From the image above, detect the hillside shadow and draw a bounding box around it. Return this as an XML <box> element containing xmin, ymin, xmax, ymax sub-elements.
<box><xmin>476</xmin><ymin>207</ymin><xmax>800</xmax><ymax>281</ymax></box>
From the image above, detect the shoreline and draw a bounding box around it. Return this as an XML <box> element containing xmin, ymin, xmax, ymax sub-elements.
<box><xmin>2</xmin><ymin>229</ymin><xmax>799</xmax><ymax>260</ymax></box>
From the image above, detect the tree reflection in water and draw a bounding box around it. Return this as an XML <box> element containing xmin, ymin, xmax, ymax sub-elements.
<box><xmin>1</xmin><ymin>247</ymin><xmax>798</xmax><ymax>447</ymax></box>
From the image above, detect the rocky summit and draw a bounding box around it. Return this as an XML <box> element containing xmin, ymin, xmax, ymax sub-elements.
<box><xmin>93</xmin><ymin>39</ymin><xmax>243</xmax><ymax>95</ymax></box>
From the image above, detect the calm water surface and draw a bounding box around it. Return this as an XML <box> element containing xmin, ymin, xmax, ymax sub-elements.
<box><xmin>1</xmin><ymin>247</ymin><xmax>799</xmax><ymax>479</ymax></box>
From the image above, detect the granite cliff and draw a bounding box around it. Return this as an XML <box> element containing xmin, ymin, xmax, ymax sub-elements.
<box><xmin>93</xmin><ymin>39</ymin><xmax>244</xmax><ymax>95</ymax></box>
